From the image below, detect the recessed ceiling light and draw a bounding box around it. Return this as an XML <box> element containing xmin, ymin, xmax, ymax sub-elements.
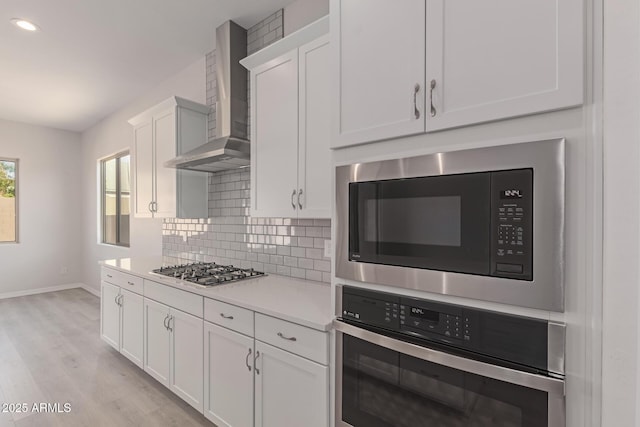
<box><xmin>10</xmin><ymin>18</ymin><xmax>39</xmax><ymax>32</ymax></box>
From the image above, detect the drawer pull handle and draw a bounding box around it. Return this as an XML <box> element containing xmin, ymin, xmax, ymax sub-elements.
<box><xmin>127</xmin><ymin>281</ymin><xmax>135</xmax><ymax>286</ymax></box>
<box><xmin>107</xmin><ymin>274</ymin><xmax>113</xmax><ymax>278</ymax></box>
<box><xmin>246</xmin><ymin>348</ymin><xmax>252</xmax><ymax>371</ymax></box>
<box><xmin>220</xmin><ymin>313</ymin><xmax>234</xmax><ymax>320</ymax></box>
<box><xmin>277</xmin><ymin>332</ymin><xmax>297</xmax><ymax>342</ymax></box>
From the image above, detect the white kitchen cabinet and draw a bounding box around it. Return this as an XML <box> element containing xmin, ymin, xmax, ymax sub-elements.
<box><xmin>101</xmin><ymin>275</ymin><xmax>144</xmax><ymax>368</ymax></box>
<box><xmin>128</xmin><ymin>96</ymin><xmax>209</xmax><ymax>219</ymax></box>
<box><xmin>242</xmin><ymin>17</ymin><xmax>331</xmax><ymax>219</ymax></box>
<box><xmin>100</xmin><ymin>281</ymin><xmax>120</xmax><ymax>350</ymax></box>
<box><xmin>204</xmin><ymin>322</ymin><xmax>254</xmax><ymax>427</ymax></box>
<box><xmin>254</xmin><ymin>340</ymin><xmax>329</xmax><ymax>427</ymax></box>
<box><xmin>297</xmin><ymin>35</ymin><xmax>332</xmax><ymax>218</ymax></box>
<box><xmin>119</xmin><ymin>288</ymin><xmax>143</xmax><ymax>368</ymax></box>
<box><xmin>170</xmin><ymin>308</ymin><xmax>204</xmax><ymax>412</ymax></box>
<box><xmin>425</xmin><ymin>0</ymin><xmax>584</xmax><ymax>131</ymax></box>
<box><xmin>331</xmin><ymin>0</ymin><xmax>426</xmax><ymax>148</ymax></box>
<box><xmin>330</xmin><ymin>0</ymin><xmax>584</xmax><ymax>147</ymax></box>
<box><xmin>143</xmin><ymin>298</ymin><xmax>204</xmax><ymax>413</ymax></box>
<box><xmin>143</xmin><ymin>298</ymin><xmax>171</xmax><ymax>387</ymax></box>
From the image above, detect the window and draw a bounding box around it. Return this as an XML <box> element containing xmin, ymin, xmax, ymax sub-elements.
<box><xmin>0</xmin><ymin>158</ymin><xmax>18</xmax><ymax>243</ymax></box>
<box><xmin>101</xmin><ymin>152</ymin><xmax>130</xmax><ymax>247</ymax></box>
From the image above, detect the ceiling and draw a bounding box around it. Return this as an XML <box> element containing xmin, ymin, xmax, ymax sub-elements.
<box><xmin>0</xmin><ymin>0</ymin><xmax>291</xmax><ymax>132</ymax></box>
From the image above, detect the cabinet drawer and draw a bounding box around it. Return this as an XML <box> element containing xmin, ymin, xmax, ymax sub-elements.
<box><xmin>101</xmin><ymin>268</ymin><xmax>144</xmax><ymax>295</ymax></box>
<box><xmin>144</xmin><ymin>280</ymin><xmax>203</xmax><ymax>318</ymax></box>
<box><xmin>255</xmin><ymin>313</ymin><xmax>328</xmax><ymax>365</ymax></box>
<box><xmin>204</xmin><ymin>299</ymin><xmax>254</xmax><ymax>337</ymax></box>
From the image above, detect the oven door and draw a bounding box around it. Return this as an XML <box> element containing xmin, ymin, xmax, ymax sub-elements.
<box><xmin>349</xmin><ymin>172</ymin><xmax>491</xmax><ymax>275</ymax></box>
<box><xmin>335</xmin><ymin>321</ymin><xmax>565</xmax><ymax>427</ymax></box>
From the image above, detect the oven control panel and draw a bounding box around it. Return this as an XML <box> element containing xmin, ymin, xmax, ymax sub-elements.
<box><xmin>341</xmin><ymin>286</ymin><xmax>551</xmax><ymax>373</ymax></box>
<box><xmin>490</xmin><ymin>169</ymin><xmax>533</xmax><ymax>280</ymax></box>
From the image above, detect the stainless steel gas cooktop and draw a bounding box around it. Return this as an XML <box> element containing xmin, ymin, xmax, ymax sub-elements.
<box><xmin>152</xmin><ymin>262</ymin><xmax>265</xmax><ymax>287</ymax></box>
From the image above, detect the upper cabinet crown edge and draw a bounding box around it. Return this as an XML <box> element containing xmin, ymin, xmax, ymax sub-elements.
<box><xmin>128</xmin><ymin>96</ymin><xmax>211</xmax><ymax>127</ymax></box>
<box><xmin>240</xmin><ymin>16</ymin><xmax>329</xmax><ymax>71</ymax></box>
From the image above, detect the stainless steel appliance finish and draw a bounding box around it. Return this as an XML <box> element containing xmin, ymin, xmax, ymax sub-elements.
<box><xmin>334</xmin><ymin>321</ymin><xmax>566</xmax><ymax>427</ymax></box>
<box><xmin>335</xmin><ymin>284</ymin><xmax>567</xmax><ymax>427</ymax></box>
<box><xmin>335</xmin><ymin>138</ymin><xmax>565</xmax><ymax>311</ymax></box>
<box><xmin>165</xmin><ymin>21</ymin><xmax>251</xmax><ymax>173</ymax></box>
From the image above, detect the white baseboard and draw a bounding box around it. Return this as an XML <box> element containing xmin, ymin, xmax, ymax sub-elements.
<box><xmin>0</xmin><ymin>283</ymin><xmax>97</xmax><ymax>300</ymax></box>
<box><xmin>79</xmin><ymin>284</ymin><xmax>100</xmax><ymax>297</ymax></box>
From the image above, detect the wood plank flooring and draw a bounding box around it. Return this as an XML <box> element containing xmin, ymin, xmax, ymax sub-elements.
<box><xmin>0</xmin><ymin>289</ymin><xmax>213</xmax><ymax>426</ymax></box>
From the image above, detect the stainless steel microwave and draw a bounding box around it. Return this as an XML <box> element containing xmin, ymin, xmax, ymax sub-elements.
<box><xmin>335</xmin><ymin>138</ymin><xmax>565</xmax><ymax>311</ymax></box>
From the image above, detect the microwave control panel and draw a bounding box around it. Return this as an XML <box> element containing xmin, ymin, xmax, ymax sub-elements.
<box><xmin>491</xmin><ymin>169</ymin><xmax>533</xmax><ymax>280</ymax></box>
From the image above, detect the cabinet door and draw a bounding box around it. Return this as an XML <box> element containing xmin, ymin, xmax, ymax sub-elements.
<box><xmin>204</xmin><ymin>322</ymin><xmax>254</xmax><ymax>427</ymax></box>
<box><xmin>298</xmin><ymin>35</ymin><xmax>331</xmax><ymax>219</ymax></box>
<box><xmin>170</xmin><ymin>309</ymin><xmax>204</xmax><ymax>413</ymax></box>
<box><xmin>255</xmin><ymin>341</ymin><xmax>329</xmax><ymax>427</ymax></box>
<box><xmin>143</xmin><ymin>298</ymin><xmax>171</xmax><ymax>387</ymax></box>
<box><xmin>120</xmin><ymin>288</ymin><xmax>143</xmax><ymax>368</ymax></box>
<box><xmin>426</xmin><ymin>0</ymin><xmax>583</xmax><ymax>131</ymax></box>
<box><xmin>100</xmin><ymin>282</ymin><xmax>120</xmax><ymax>351</ymax></box>
<box><xmin>331</xmin><ymin>0</ymin><xmax>426</xmax><ymax>148</ymax></box>
<box><xmin>133</xmin><ymin>121</ymin><xmax>154</xmax><ymax>218</ymax></box>
<box><xmin>153</xmin><ymin>109</ymin><xmax>177</xmax><ymax>218</ymax></box>
<box><xmin>250</xmin><ymin>50</ymin><xmax>299</xmax><ymax>218</ymax></box>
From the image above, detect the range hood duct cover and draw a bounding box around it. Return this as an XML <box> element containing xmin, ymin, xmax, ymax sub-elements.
<box><xmin>165</xmin><ymin>20</ymin><xmax>249</xmax><ymax>173</ymax></box>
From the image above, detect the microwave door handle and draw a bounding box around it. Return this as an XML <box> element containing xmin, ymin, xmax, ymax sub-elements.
<box><xmin>333</xmin><ymin>320</ymin><xmax>564</xmax><ymax>396</ymax></box>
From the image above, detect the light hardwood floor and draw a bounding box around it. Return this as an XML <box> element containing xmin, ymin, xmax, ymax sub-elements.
<box><xmin>0</xmin><ymin>289</ymin><xmax>213</xmax><ymax>427</ymax></box>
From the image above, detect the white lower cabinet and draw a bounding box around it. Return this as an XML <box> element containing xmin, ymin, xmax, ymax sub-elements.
<box><xmin>254</xmin><ymin>341</ymin><xmax>329</xmax><ymax>427</ymax></box>
<box><xmin>120</xmin><ymin>288</ymin><xmax>143</xmax><ymax>367</ymax></box>
<box><xmin>100</xmin><ymin>280</ymin><xmax>144</xmax><ymax>368</ymax></box>
<box><xmin>143</xmin><ymin>298</ymin><xmax>204</xmax><ymax>413</ymax></box>
<box><xmin>204</xmin><ymin>322</ymin><xmax>255</xmax><ymax>427</ymax></box>
<box><xmin>100</xmin><ymin>281</ymin><xmax>120</xmax><ymax>350</ymax></box>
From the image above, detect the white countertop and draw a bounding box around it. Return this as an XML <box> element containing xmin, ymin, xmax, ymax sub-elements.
<box><xmin>101</xmin><ymin>257</ymin><xmax>333</xmax><ymax>331</ymax></box>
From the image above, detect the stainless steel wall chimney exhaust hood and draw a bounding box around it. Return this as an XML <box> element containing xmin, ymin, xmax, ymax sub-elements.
<box><xmin>165</xmin><ymin>20</ymin><xmax>249</xmax><ymax>173</ymax></box>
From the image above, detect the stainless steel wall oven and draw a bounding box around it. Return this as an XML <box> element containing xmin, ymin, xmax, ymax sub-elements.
<box><xmin>335</xmin><ymin>138</ymin><xmax>565</xmax><ymax>311</ymax></box>
<box><xmin>335</xmin><ymin>285</ymin><xmax>566</xmax><ymax>427</ymax></box>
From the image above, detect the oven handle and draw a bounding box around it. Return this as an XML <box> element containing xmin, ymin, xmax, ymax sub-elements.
<box><xmin>334</xmin><ymin>320</ymin><xmax>564</xmax><ymax>396</ymax></box>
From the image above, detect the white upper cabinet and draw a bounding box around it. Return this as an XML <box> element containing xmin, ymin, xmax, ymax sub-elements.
<box><xmin>298</xmin><ymin>35</ymin><xmax>332</xmax><ymax>218</ymax></box>
<box><xmin>331</xmin><ymin>0</ymin><xmax>426</xmax><ymax>148</ymax></box>
<box><xmin>242</xmin><ymin>17</ymin><xmax>331</xmax><ymax>219</ymax></box>
<box><xmin>129</xmin><ymin>96</ymin><xmax>209</xmax><ymax>219</ymax></box>
<box><xmin>331</xmin><ymin>0</ymin><xmax>584</xmax><ymax>147</ymax></box>
<box><xmin>426</xmin><ymin>0</ymin><xmax>584</xmax><ymax>131</ymax></box>
<box><xmin>251</xmin><ymin>50</ymin><xmax>300</xmax><ymax>218</ymax></box>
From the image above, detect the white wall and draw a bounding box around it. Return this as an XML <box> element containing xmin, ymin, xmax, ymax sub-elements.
<box><xmin>284</xmin><ymin>0</ymin><xmax>329</xmax><ymax>35</ymax></box>
<box><xmin>0</xmin><ymin>119</ymin><xmax>82</xmax><ymax>296</ymax></box>
<box><xmin>601</xmin><ymin>0</ymin><xmax>640</xmax><ymax>425</ymax></box>
<box><xmin>80</xmin><ymin>57</ymin><xmax>206</xmax><ymax>293</ymax></box>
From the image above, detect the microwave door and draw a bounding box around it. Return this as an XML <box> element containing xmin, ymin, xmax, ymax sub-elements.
<box><xmin>349</xmin><ymin>173</ymin><xmax>492</xmax><ymax>275</ymax></box>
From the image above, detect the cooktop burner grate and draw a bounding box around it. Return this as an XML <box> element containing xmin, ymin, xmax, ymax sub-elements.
<box><xmin>152</xmin><ymin>262</ymin><xmax>265</xmax><ymax>286</ymax></box>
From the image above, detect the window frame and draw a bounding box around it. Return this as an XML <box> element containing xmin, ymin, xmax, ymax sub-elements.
<box><xmin>100</xmin><ymin>151</ymin><xmax>130</xmax><ymax>248</ymax></box>
<box><xmin>0</xmin><ymin>157</ymin><xmax>18</xmax><ymax>244</ymax></box>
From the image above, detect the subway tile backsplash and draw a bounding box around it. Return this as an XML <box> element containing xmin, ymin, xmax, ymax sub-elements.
<box><xmin>162</xmin><ymin>9</ymin><xmax>330</xmax><ymax>282</ymax></box>
<box><xmin>162</xmin><ymin>170</ymin><xmax>331</xmax><ymax>283</ymax></box>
